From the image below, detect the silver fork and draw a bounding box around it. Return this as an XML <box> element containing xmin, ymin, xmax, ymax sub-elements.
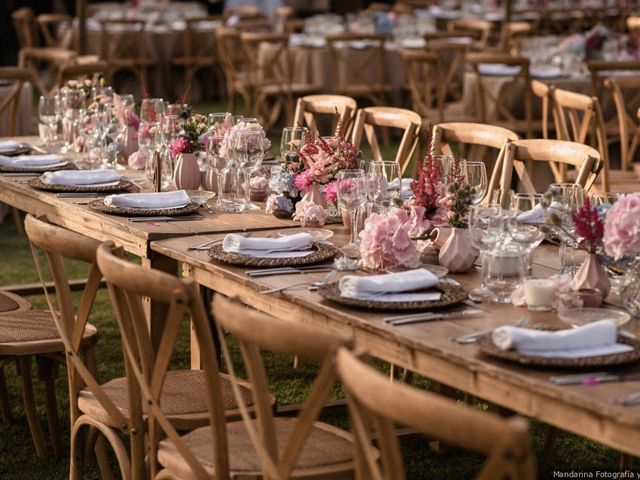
<box><xmin>452</xmin><ymin>316</ymin><xmax>529</xmax><ymax>344</ymax></box>
<box><xmin>260</xmin><ymin>269</ymin><xmax>337</xmax><ymax>295</ymax></box>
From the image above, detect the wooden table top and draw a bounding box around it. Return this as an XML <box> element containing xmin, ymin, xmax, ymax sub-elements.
<box><xmin>151</xmin><ymin>227</ymin><xmax>640</xmax><ymax>457</ymax></box>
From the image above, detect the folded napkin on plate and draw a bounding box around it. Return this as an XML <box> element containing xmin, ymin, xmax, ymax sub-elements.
<box><xmin>0</xmin><ymin>154</ymin><xmax>63</xmax><ymax>168</ymax></box>
<box><xmin>104</xmin><ymin>190</ymin><xmax>191</xmax><ymax>209</ymax></box>
<box><xmin>0</xmin><ymin>141</ymin><xmax>20</xmax><ymax>152</ymax></box>
<box><xmin>41</xmin><ymin>169</ymin><xmax>120</xmax><ymax>185</ymax></box>
<box><xmin>516</xmin><ymin>201</ymin><xmax>562</xmax><ymax>224</ymax></box>
<box><xmin>478</xmin><ymin>63</ymin><xmax>521</xmax><ymax>76</ymax></box>
<box><xmin>492</xmin><ymin>320</ymin><xmax>633</xmax><ymax>358</ymax></box>
<box><xmin>339</xmin><ymin>268</ymin><xmax>440</xmax><ymax>302</ymax></box>
<box><xmin>222</xmin><ymin>232</ymin><xmax>314</xmax><ymax>258</ymax></box>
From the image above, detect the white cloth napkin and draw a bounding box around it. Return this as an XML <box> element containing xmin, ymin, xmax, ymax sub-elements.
<box><xmin>223</xmin><ymin>232</ymin><xmax>314</xmax><ymax>258</ymax></box>
<box><xmin>0</xmin><ymin>154</ymin><xmax>63</xmax><ymax>168</ymax></box>
<box><xmin>516</xmin><ymin>201</ymin><xmax>562</xmax><ymax>224</ymax></box>
<box><xmin>104</xmin><ymin>190</ymin><xmax>191</xmax><ymax>209</ymax></box>
<box><xmin>0</xmin><ymin>141</ymin><xmax>20</xmax><ymax>152</ymax></box>
<box><xmin>478</xmin><ymin>63</ymin><xmax>521</xmax><ymax>76</ymax></box>
<box><xmin>491</xmin><ymin>320</ymin><xmax>634</xmax><ymax>358</ymax></box>
<box><xmin>340</xmin><ymin>268</ymin><xmax>441</xmax><ymax>302</ymax></box>
<box><xmin>41</xmin><ymin>169</ymin><xmax>120</xmax><ymax>185</ymax></box>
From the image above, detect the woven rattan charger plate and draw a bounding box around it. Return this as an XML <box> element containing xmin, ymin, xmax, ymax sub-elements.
<box><xmin>477</xmin><ymin>334</ymin><xmax>640</xmax><ymax>368</ymax></box>
<box><xmin>0</xmin><ymin>161</ymin><xmax>74</xmax><ymax>174</ymax></box>
<box><xmin>0</xmin><ymin>143</ymin><xmax>32</xmax><ymax>156</ymax></box>
<box><xmin>28</xmin><ymin>178</ymin><xmax>134</xmax><ymax>193</ymax></box>
<box><xmin>316</xmin><ymin>281</ymin><xmax>468</xmax><ymax>311</ymax></box>
<box><xmin>208</xmin><ymin>242</ymin><xmax>337</xmax><ymax>267</ymax></box>
<box><xmin>87</xmin><ymin>199</ymin><xmax>200</xmax><ymax>216</ymax></box>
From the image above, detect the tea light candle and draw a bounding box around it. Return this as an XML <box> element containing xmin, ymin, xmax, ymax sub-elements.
<box><xmin>523</xmin><ymin>278</ymin><xmax>556</xmax><ymax>311</ymax></box>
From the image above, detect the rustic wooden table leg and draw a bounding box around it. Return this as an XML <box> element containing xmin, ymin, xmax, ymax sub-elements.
<box><xmin>142</xmin><ymin>253</ymin><xmax>178</xmax><ymax>353</ymax></box>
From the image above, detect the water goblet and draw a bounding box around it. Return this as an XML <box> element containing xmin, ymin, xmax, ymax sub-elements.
<box><xmin>39</xmin><ymin>95</ymin><xmax>58</xmax><ymax>145</ymax></box>
<box><xmin>280</xmin><ymin>127</ymin><xmax>306</xmax><ymax>163</ymax></box>
<box><xmin>508</xmin><ymin>193</ymin><xmax>545</xmax><ymax>271</ymax></box>
<box><xmin>236</xmin><ymin>130</ymin><xmax>265</xmax><ymax>211</ymax></box>
<box><xmin>468</xmin><ymin>204</ymin><xmax>504</xmax><ymax>301</ymax></box>
<box><xmin>337</xmin><ymin>169</ymin><xmax>367</xmax><ymax>255</ymax></box>
<box><xmin>463</xmin><ymin>161</ymin><xmax>488</xmax><ymax>205</ymax></box>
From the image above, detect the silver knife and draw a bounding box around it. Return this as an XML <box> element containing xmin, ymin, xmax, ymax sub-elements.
<box><xmin>551</xmin><ymin>372</ymin><xmax>640</xmax><ymax>385</ymax></box>
<box><xmin>388</xmin><ymin>309</ymin><xmax>484</xmax><ymax>326</ymax></box>
<box><xmin>128</xmin><ymin>215</ymin><xmax>202</xmax><ymax>222</ymax></box>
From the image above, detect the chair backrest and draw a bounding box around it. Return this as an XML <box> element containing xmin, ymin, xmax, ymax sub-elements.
<box><xmin>351</xmin><ymin>106</ymin><xmax>422</xmax><ymax>175</ymax></box>
<box><xmin>293</xmin><ymin>94</ymin><xmax>357</xmax><ymax>138</ymax></box>
<box><xmin>325</xmin><ymin>34</ymin><xmax>388</xmax><ymax>103</ymax></box>
<box><xmin>447</xmin><ymin>19</ymin><xmax>493</xmax><ymax>49</ymax></box>
<box><xmin>235</xmin><ymin>18</ymin><xmax>273</xmax><ymax>33</ymax></box>
<box><xmin>586</xmin><ymin>60</ymin><xmax>640</xmax><ymax>97</ymax></box>
<box><xmin>100</xmin><ymin>19</ymin><xmax>150</xmax><ymax>65</ymax></box>
<box><xmin>336</xmin><ymin>348</ymin><xmax>536</xmax><ymax>480</ymax></box>
<box><xmin>605</xmin><ymin>75</ymin><xmax>640</xmax><ymax>171</ymax></box>
<box><xmin>499</xmin><ymin>21</ymin><xmax>532</xmax><ymax>54</ymax></box>
<box><xmin>12</xmin><ymin>8</ymin><xmax>39</xmax><ymax>49</ymax></box>
<box><xmin>240</xmin><ymin>32</ymin><xmax>291</xmax><ymax>90</ymax></box>
<box><xmin>223</xmin><ymin>6</ymin><xmax>262</xmax><ymax>22</ymax></box>
<box><xmin>530</xmin><ymin>79</ymin><xmax>554</xmax><ymax>140</ymax></box>
<box><xmin>272</xmin><ymin>6</ymin><xmax>293</xmax><ymax>34</ymax></box>
<box><xmin>551</xmin><ymin>86</ymin><xmax>609</xmax><ymax>192</ymax></box>
<box><xmin>466</xmin><ymin>53</ymin><xmax>533</xmax><ymax>137</ymax></box>
<box><xmin>501</xmin><ymin>139</ymin><xmax>601</xmax><ymax>194</ymax></box>
<box><xmin>23</xmin><ymin>216</ymin><xmax>138</xmax><ymax>474</ymax></box>
<box><xmin>37</xmin><ymin>14</ymin><xmax>73</xmax><ymax>49</ymax></box>
<box><xmin>431</xmin><ymin>122</ymin><xmax>519</xmax><ymax>202</ymax></box>
<box><xmin>96</xmin><ymin>241</ymin><xmax>231</xmax><ymax>479</ymax></box>
<box><xmin>399</xmin><ymin>50</ymin><xmax>441</xmax><ymax>121</ymax></box>
<box><xmin>215</xmin><ymin>28</ymin><xmax>245</xmax><ymax>85</ymax></box>
<box><xmin>212</xmin><ymin>295</ymin><xmax>352</xmax><ymax>479</ymax></box>
<box><xmin>0</xmin><ymin>67</ymin><xmax>33</xmax><ymax>137</ymax></box>
<box><xmin>177</xmin><ymin>16</ymin><xmax>222</xmax><ymax>62</ymax></box>
<box><xmin>424</xmin><ymin>36</ymin><xmax>471</xmax><ymax>108</ymax></box>
<box><xmin>56</xmin><ymin>61</ymin><xmax>108</xmax><ymax>89</ymax></box>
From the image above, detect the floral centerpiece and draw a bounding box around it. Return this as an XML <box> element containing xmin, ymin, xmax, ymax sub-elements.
<box><xmin>170</xmin><ymin>114</ymin><xmax>209</xmax><ymax>156</ymax></box>
<box><xmin>293</xmin><ymin>200</ymin><xmax>328</xmax><ymax>228</ymax></box>
<box><xmin>411</xmin><ymin>144</ymin><xmax>448</xmax><ymax>229</ymax></box>
<box><xmin>359</xmin><ymin>207</ymin><xmax>421</xmax><ymax>271</ymax></box>
<box><xmin>219</xmin><ymin>121</ymin><xmax>271</xmax><ymax>159</ymax></box>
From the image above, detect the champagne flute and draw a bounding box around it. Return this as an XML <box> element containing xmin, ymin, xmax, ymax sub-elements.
<box><xmin>280</xmin><ymin>127</ymin><xmax>306</xmax><ymax>163</ymax></box>
<box><xmin>337</xmin><ymin>169</ymin><xmax>367</xmax><ymax>254</ymax></box>
<box><xmin>463</xmin><ymin>161</ymin><xmax>488</xmax><ymax>205</ymax></box>
<box><xmin>39</xmin><ymin>95</ymin><xmax>58</xmax><ymax>144</ymax></box>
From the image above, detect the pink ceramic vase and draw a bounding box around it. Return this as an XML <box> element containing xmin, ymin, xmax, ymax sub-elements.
<box><xmin>173</xmin><ymin>152</ymin><xmax>202</xmax><ymax>190</ymax></box>
<box><xmin>438</xmin><ymin>227</ymin><xmax>476</xmax><ymax>273</ymax></box>
<box><xmin>301</xmin><ymin>183</ymin><xmax>327</xmax><ymax>208</ymax></box>
<box><xmin>202</xmin><ymin>169</ymin><xmax>218</xmax><ymax>193</ymax></box>
<box><xmin>572</xmin><ymin>253</ymin><xmax>611</xmax><ymax>298</ymax></box>
<box><xmin>431</xmin><ymin>227</ymin><xmax>452</xmax><ymax>251</ymax></box>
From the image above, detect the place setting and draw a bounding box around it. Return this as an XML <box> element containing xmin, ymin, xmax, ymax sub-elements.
<box><xmin>0</xmin><ymin>152</ymin><xmax>74</xmax><ymax>174</ymax></box>
<box><xmin>87</xmin><ymin>189</ymin><xmax>201</xmax><ymax>217</ymax></box>
<box><xmin>0</xmin><ymin>140</ymin><xmax>33</xmax><ymax>157</ymax></box>
<box><xmin>28</xmin><ymin>168</ymin><xmax>134</xmax><ymax>193</ymax></box>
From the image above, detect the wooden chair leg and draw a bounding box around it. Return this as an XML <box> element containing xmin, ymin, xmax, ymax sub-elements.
<box><xmin>538</xmin><ymin>425</ymin><xmax>559</xmax><ymax>476</ymax></box>
<box><xmin>36</xmin><ymin>357</ymin><xmax>63</xmax><ymax>457</ymax></box>
<box><xmin>18</xmin><ymin>357</ymin><xmax>48</xmax><ymax>457</ymax></box>
<box><xmin>620</xmin><ymin>453</ymin><xmax>634</xmax><ymax>471</ymax></box>
<box><xmin>12</xmin><ymin>208</ymin><xmax>24</xmax><ymax>234</ymax></box>
<box><xmin>0</xmin><ymin>366</ymin><xmax>11</xmax><ymax>422</ymax></box>
<box><xmin>94</xmin><ymin>435</ymin><xmax>117</xmax><ymax>480</ymax></box>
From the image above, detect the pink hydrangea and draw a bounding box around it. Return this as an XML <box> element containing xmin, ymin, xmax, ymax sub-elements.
<box><xmin>603</xmin><ymin>193</ymin><xmax>640</xmax><ymax>259</ymax></box>
<box><xmin>293</xmin><ymin>200</ymin><xmax>327</xmax><ymax>224</ymax></box>
<box><xmin>128</xmin><ymin>150</ymin><xmax>147</xmax><ymax>170</ymax></box>
<box><xmin>249</xmin><ymin>175</ymin><xmax>268</xmax><ymax>191</ymax></box>
<box><xmin>359</xmin><ymin>207</ymin><xmax>420</xmax><ymax>271</ymax></box>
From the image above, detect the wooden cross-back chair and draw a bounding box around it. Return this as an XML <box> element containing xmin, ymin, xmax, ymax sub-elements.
<box><xmin>95</xmin><ymin>243</ymin><xmax>269</xmax><ymax>479</ymax></box>
<box><xmin>18</xmin><ymin>47</ymin><xmax>77</xmax><ymax>95</ymax></box>
<box><xmin>272</xmin><ymin>6</ymin><xmax>293</xmax><ymax>34</ymax></box>
<box><xmin>223</xmin><ymin>6</ymin><xmax>262</xmax><ymax>22</ymax></box>
<box><xmin>336</xmin><ymin>348</ymin><xmax>536</xmax><ymax>480</ymax></box>
<box><xmin>0</xmin><ymin>67</ymin><xmax>34</xmax><ymax>137</ymax></box>
<box><xmin>56</xmin><ymin>61</ymin><xmax>108</xmax><ymax>89</ymax></box>
<box><xmin>446</xmin><ymin>19</ymin><xmax>493</xmax><ymax>50</ymax></box>
<box><xmin>12</xmin><ymin>7</ymin><xmax>39</xmax><ymax>49</ymax></box>
<box><xmin>326</xmin><ymin>34</ymin><xmax>391</xmax><ymax>106</ymax></box>
<box><xmin>498</xmin><ymin>21</ymin><xmax>532</xmax><ymax>55</ymax></box>
<box><xmin>36</xmin><ymin>14</ymin><xmax>74</xmax><ymax>49</ymax></box>
<box><xmin>531</xmin><ymin>79</ymin><xmax>554</xmax><ymax>140</ymax></box>
<box><xmin>431</xmin><ymin>122</ymin><xmax>519</xmax><ymax>204</ymax></box>
<box><xmin>240</xmin><ymin>32</ymin><xmax>317</xmax><ymax>129</ymax></box>
<box><xmin>400</xmin><ymin>50</ymin><xmax>441</xmax><ymax>121</ymax></box>
<box><xmin>466</xmin><ymin>53</ymin><xmax>534</xmax><ymax>138</ymax></box>
<box><xmin>351</xmin><ymin>106</ymin><xmax>422</xmax><ymax>176</ymax></box>
<box><xmin>100</xmin><ymin>19</ymin><xmax>156</xmax><ymax>96</ymax></box>
<box><xmin>292</xmin><ymin>94</ymin><xmax>357</xmax><ymax>139</ymax></box>
<box><xmin>215</xmin><ymin>27</ymin><xmax>251</xmax><ymax>113</ymax></box>
<box><xmin>235</xmin><ymin>18</ymin><xmax>274</xmax><ymax>33</ymax></box>
<box><xmin>501</xmin><ymin>139</ymin><xmax>602</xmax><ymax>194</ymax></box>
<box><xmin>171</xmin><ymin>16</ymin><xmax>224</xmax><ymax>101</ymax></box>
<box><xmin>605</xmin><ymin>75</ymin><xmax>640</xmax><ymax>172</ymax></box>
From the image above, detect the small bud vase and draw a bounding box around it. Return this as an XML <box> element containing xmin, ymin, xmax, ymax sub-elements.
<box><xmin>438</xmin><ymin>227</ymin><xmax>476</xmax><ymax>273</ymax></box>
<box><xmin>301</xmin><ymin>183</ymin><xmax>327</xmax><ymax>208</ymax></box>
<box><xmin>572</xmin><ymin>253</ymin><xmax>611</xmax><ymax>298</ymax></box>
<box><xmin>173</xmin><ymin>152</ymin><xmax>202</xmax><ymax>190</ymax></box>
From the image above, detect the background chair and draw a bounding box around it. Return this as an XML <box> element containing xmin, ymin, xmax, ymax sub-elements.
<box><xmin>36</xmin><ymin>14</ymin><xmax>73</xmax><ymax>50</ymax></box>
<box><xmin>446</xmin><ymin>19</ymin><xmax>494</xmax><ymax>50</ymax></box>
<box><xmin>0</xmin><ymin>67</ymin><xmax>34</xmax><ymax>137</ymax></box>
<box><xmin>12</xmin><ymin>8</ymin><xmax>39</xmax><ymax>50</ymax></box>
<box><xmin>336</xmin><ymin>348</ymin><xmax>536</xmax><ymax>480</ymax></box>
<box><xmin>215</xmin><ymin>27</ymin><xmax>251</xmax><ymax>113</ymax></box>
<box><xmin>56</xmin><ymin>61</ymin><xmax>108</xmax><ymax>89</ymax></box>
<box><xmin>351</xmin><ymin>106</ymin><xmax>422</xmax><ymax>175</ymax></box>
<box><xmin>605</xmin><ymin>75</ymin><xmax>640</xmax><ymax>172</ymax></box>
<box><xmin>292</xmin><ymin>94</ymin><xmax>357</xmax><ymax>138</ymax></box>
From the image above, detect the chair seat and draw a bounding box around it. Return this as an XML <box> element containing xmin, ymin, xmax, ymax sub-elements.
<box><xmin>157</xmin><ymin>417</ymin><xmax>355</xmax><ymax>479</ymax></box>
<box><xmin>0</xmin><ymin>310</ymin><xmax>97</xmax><ymax>355</ymax></box>
<box><xmin>0</xmin><ymin>291</ymin><xmax>31</xmax><ymax>313</ymax></box>
<box><xmin>78</xmin><ymin>370</ymin><xmax>259</xmax><ymax>431</ymax></box>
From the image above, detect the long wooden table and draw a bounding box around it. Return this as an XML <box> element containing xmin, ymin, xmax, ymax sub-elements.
<box><xmin>151</xmin><ymin>229</ymin><xmax>640</xmax><ymax>459</ymax></box>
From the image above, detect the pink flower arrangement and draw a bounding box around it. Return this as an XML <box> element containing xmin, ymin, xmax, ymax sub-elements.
<box><xmin>571</xmin><ymin>198</ymin><xmax>604</xmax><ymax>254</ymax></box>
<box><xmin>359</xmin><ymin>207</ymin><xmax>420</xmax><ymax>271</ymax></box>
<box><xmin>113</xmin><ymin>95</ymin><xmax>140</xmax><ymax>131</ymax></box>
<box><xmin>296</xmin><ymin>135</ymin><xmax>358</xmax><ymax>195</ymax></box>
<box><xmin>249</xmin><ymin>175</ymin><xmax>268</xmax><ymax>191</ymax></box>
<box><xmin>170</xmin><ymin>136</ymin><xmax>192</xmax><ymax>157</ymax></box>
<box><xmin>323</xmin><ymin>181</ymin><xmax>338</xmax><ymax>203</ymax></box>
<box><xmin>128</xmin><ymin>150</ymin><xmax>147</xmax><ymax>169</ymax></box>
<box><xmin>293</xmin><ymin>200</ymin><xmax>327</xmax><ymax>225</ymax></box>
<box><xmin>219</xmin><ymin>122</ymin><xmax>271</xmax><ymax>159</ymax></box>
<box><xmin>603</xmin><ymin>193</ymin><xmax>640</xmax><ymax>260</ymax></box>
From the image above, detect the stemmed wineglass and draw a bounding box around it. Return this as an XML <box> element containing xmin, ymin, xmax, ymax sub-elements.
<box><xmin>468</xmin><ymin>204</ymin><xmax>504</xmax><ymax>301</ymax></box>
<box><xmin>337</xmin><ymin>169</ymin><xmax>367</xmax><ymax>255</ymax></box>
<box><xmin>236</xmin><ymin>130</ymin><xmax>265</xmax><ymax>211</ymax></box>
<box><xmin>366</xmin><ymin>161</ymin><xmax>389</xmax><ymax>213</ymax></box>
<box><xmin>39</xmin><ymin>95</ymin><xmax>58</xmax><ymax>145</ymax></box>
<box><xmin>280</xmin><ymin>127</ymin><xmax>306</xmax><ymax>163</ymax></box>
<box><xmin>508</xmin><ymin>193</ymin><xmax>546</xmax><ymax>272</ymax></box>
<box><xmin>547</xmin><ymin>183</ymin><xmax>582</xmax><ymax>274</ymax></box>
<box><xmin>140</xmin><ymin>98</ymin><xmax>165</xmax><ymax>124</ymax></box>
<box><xmin>383</xmin><ymin>161</ymin><xmax>402</xmax><ymax>202</ymax></box>
<box><xmin>206</xmin><ymin>134</ymin><xmax>228</xmax><ymax>210</ymax></box>
<box><xmin>464</xmin><ymin>161</ymin><xmax>488</xmax><ymax>205</ymax></box>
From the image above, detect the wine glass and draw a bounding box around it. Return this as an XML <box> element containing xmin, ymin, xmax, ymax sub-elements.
<box><xmin>508</xmin><ymin>193</ymin><xmax>545</xmax><ymax>272</ymax></box>
<box><xmin>382</xmin><ymin>161</ymin><xmax>402</xmax><ymax>202</ymax></box>
<box><xmin>464</xmin><ymin>161</ymin><xmax>488</xmax><ymax>205</ymax></box>
<box><xmin>337</xmin><ymin>169</ymin><xmax>367</xmax><ymax>254</ymax></box>
<box><xmin>140</xmin><ymin>98</ymin><xmax>164</xmax><ymax>124</ymax></box>
<box><xmin>236</xmin><ymin>130</ymin><xmax>265</xmax><ymax>211</ymax></box>
<box><xmin>366</xmin><ymin>161</ymin><xmax>389</xmax><ymax>212</ymax></box>
<box><xmin>468</xmin><ymin>204</ymin><xmax>504</xmax><ymax>301</ymax></box>
<box><xmin>280</xmin><ymin>127</ymin><xmax>306</xmax><ymax>163</ymax></box>
<box><xmin>488</xmin><ymin>189</ymin><xmax>515</xmax><ymax>211</ymax></box>
<box><xmin>39</xmin><ymin>95</ymin><xmax>58</xmax><ymax>145</ymax></box>
<box><xmin>206</xmin><ymin>134</ymin><xmax>228</xmax><ymax>209</ymax></box>
<box><xmin>435</xmin><ymin>155</ymin><xmax>454</xmax><ymax>184</ymax></box>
